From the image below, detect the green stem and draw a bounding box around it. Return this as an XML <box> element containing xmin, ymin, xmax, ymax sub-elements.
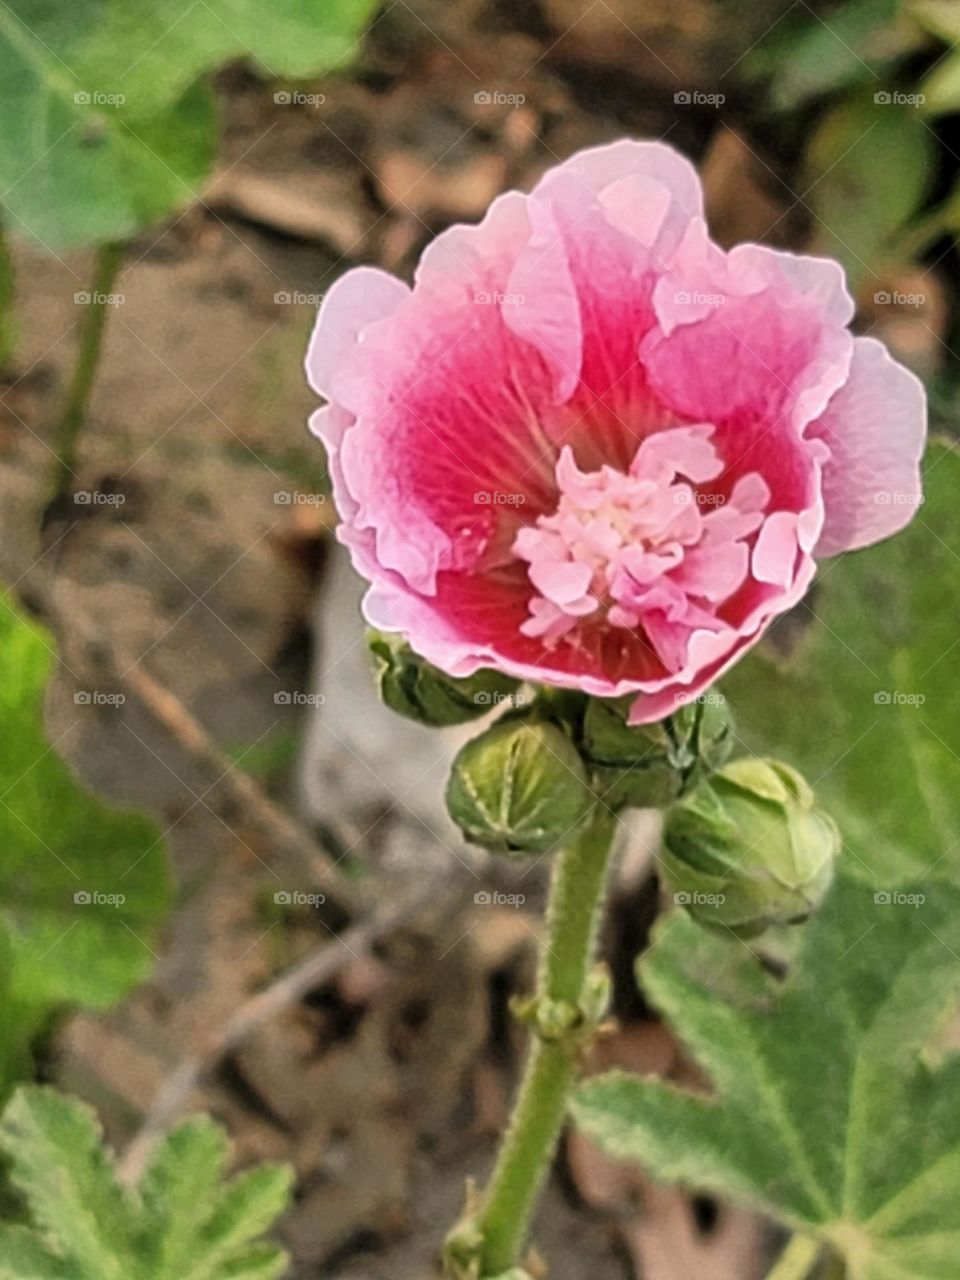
<box><xmin>766</xmin><ymin>1234</ymin><xmax>822</xmax><ymax>1280</ymax></box>
<box><xmin>468</xmin><ymin>804</ymin><xmax>617</xmax><ymax>1275</ymax></box>
<box><xmin>55</xmin><ymin>241</ymin><xmax>123</xmax><ymax>490</ymax></box>
<box><xmin>0</xmin><ymin>222</ymin><xmax>14</xmax><ymax>371</ymax></box>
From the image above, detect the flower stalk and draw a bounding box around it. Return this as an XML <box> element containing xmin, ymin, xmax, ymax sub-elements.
<box><xmin>446</xmin><ymin>803</ymin><xmax>617</xmax><ymax>1277</ymax></box>
<box><xmin>55</xmin><ymin>240</ymin><xmax>123</xmax><ymax>490</ymax></box>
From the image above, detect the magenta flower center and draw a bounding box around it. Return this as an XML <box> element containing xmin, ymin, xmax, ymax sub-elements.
<box><xmin>512</xmin><ymin>425</ymin><xmax>771</xmax><ymax>672</ymax></box>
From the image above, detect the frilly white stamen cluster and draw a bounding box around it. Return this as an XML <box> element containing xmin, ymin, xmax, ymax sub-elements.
<box><xmin>513</xmin><ymin>426</ymin><xmax>770</xmax><ymax>670</ymax></box>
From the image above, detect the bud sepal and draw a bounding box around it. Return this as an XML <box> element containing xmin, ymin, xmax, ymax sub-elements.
<box><xmin>368</xmin><ymin>631</ymin><xmax>520</xmax><ymax>727</ymax></box>
<box><xmin>581</xmin><ymin>692</ymin><xmax>733</xmax><ymax>809</ymax></box>
<box><xmin>510</xmin><ymin>965</ymin><xmax>612</xmax><ymax>1046</ymax></box>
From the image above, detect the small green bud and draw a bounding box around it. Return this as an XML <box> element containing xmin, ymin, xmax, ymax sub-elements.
<box><xmin>582</xmin><ymin>693</ymin><xmax>733</xmax><ymax>808</ymax></box>
<box><xmin>368</xmin><ymin>631</ymin><xmax>519</xmax><ymax>727</ymax></box>
<box><xmin>446</xmin><ymin>719</ymin><xmax>593</xmax><ymax>855</ymax></box>
<box><xmin>533</xmin><ymin>997</ymin><xmax>580</xmax><ymax>1040</ymax></box>
<box><xmin>660</xmin><ymin>758</ymin><xmax>840</xmax><ymax>937</ymax></box>
<box><xmin>580</xmin><ymin>964</ymin><xmax>613</xmax><ymax>1027</ymax></box>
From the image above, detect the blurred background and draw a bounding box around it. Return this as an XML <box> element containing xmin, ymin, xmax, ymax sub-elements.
<box><xmin>1</xmin><ymin>0</ymin><xmax>958</xmax><ymax>1276</ymax></box>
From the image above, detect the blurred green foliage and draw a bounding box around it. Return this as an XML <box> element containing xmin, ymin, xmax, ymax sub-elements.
<box><xmin>0</xmin><ymin>0</ymin><xmax>379</xmax><ymax>250</ymax></box>
<box><xmin>746</xmin><ymin>0</ymin><xmax>919</xmax><ymax>110</ymax></box>
<box><xmin>748</xmin><ymin>0</ymin><xmax>960</xmax><ymax>291</ymax></box>
<box><xmin>725</xmin><ymin>443</ymin><xmax>960</xmax><ymax>888</ymax></box>
<box><xmin>805</xmin><ymin>95</ymin><xmax>934</xmax><ymax>288</ymax></box>
<box><xmin>0</xmin><ymin>597</ymin><xmax>170</xmax><ymax>1097</ymax></box>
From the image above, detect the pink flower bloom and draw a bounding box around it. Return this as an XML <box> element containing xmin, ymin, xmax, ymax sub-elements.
<box><xmin>306</xmin><ymin>140</ymin><xmax>926</xmax><ymax>723</ymax></box>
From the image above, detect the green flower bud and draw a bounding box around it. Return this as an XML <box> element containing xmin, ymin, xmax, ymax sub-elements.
<box><xmin>580</xmin><ymin>964</ymin><xmax>613</xmax><ymax>1028</ymax></box>
<box><xmin>582</xmin><ymin>693</ymin><xmax>733</xmax><ymax>809</ymax></box>
<box><xmin>660</xmin><ymin>758</ymin><xmax>840</xmax><ymax>937</ymax></box>
<box><xmin>446</xmin><ymin>719</ymin><xmax>593</xmax><ymax>855</ymax></box>
<box><xmin>368</xmin><ymin>631</ymin><xmax>519</xmax><ymax>727</ymax></box>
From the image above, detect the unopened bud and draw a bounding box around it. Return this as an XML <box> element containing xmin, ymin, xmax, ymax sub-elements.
<box><xmin>660</xmin><ymin>758</ymin><xmax>840</xmax><ymax>936</ymax></box>
<box><xmin>446</xmin><ymin>719</ymin><xmax>593</xmax><ymax>855</ymax></box>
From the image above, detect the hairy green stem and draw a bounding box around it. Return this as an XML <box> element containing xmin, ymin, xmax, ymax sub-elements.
<box><xmin>0</xmin><ymin>222</ymin><xmax>14</xmax><ymax>370</ymax></box>
<box><xmin>766</xmin><ymin>1234</ymin><xmax>822</xmax><ymax>1280</ymax></box>
<box><xmin>55</xmin><ymin>241</ymin><xmax>123</xmax><ymax>489</ymax></box>
<box><xmin>467</xmin><ymin>804</ymin><xmax>617</xmax><ymax>1275</ymax></box>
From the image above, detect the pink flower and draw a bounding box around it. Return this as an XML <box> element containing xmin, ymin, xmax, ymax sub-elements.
<box><xmin>306</xmin><ymin>140</ymin><xmax>926</xmax><ymax>723</ymax></box>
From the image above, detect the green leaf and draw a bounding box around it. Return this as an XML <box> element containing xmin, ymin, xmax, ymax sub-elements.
<box><xmin>0</xmin><ymin>0</ymin><xmax>378</xmax><ymax>250</ymax></box>
<box><xmin>0</xmin><ymin>50</ymin><xmax>215</xmax><ymax>251</ymax></box>
<box><xmin>0</xmin><ymin>1226</ymin><xmax>74</xmax><ymax>1279</ymax></box>
<box><xmin>0</xmin><ymin>1087</ymin><xmax>139</xmax><ymax>1279</ymax></box>
<box><xmin>141</xmin><ymin>1141</ymin><xmax>294</xmax><ymax>1280</ymax></box>
<box><xmin>214</xmin><ymin>1245</ymin><xmax>289</xmax><ymax>1280</ymax></box>
<box><xmin>0</xmin><ymin>595</ymin><xmax>170</xmax><ymax>1037</ymax></box>
<box><xmin>804</xmin><ymin>94</ymin><xmax>933</xmax><ymax>286</ymax></box>
<box><xmin>13</xmin><ymin>0</ymin><xmax>379</xmax><ymax>117</ymax></box>
<box><xmin>722</xmin><ymin>442</ymin><xmax>959</xmax><ymax>887</ymax></box>
<box><xmin>0</xmin><ymin>1087</ymin><xmax>293</xmax><ymax>1280</ymax></box>
<box><xmin>190</xmin><ymin>1165</ymin><xmax>296</xmax><ymax>1278</ymax></box>
<box><xmin>572</xmin><ymin>874</ymin><xmax>960</xmax><ymax>1279</ymax></box>
<box><xmin>139</xmin><ymin>1118</ymin><xmax>231</xmax><ymax>1277</ymax></box>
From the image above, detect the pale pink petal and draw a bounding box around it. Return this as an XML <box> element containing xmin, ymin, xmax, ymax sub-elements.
<box><xmin>305</xmin><ymin>267</ymin><xmax>409</xmax><ymax>402</ymax></box>
<box><xmin>752</xmin><ymin>512</ymin><xmax>800</xmax><ymax>588</ymax></box>
<box><xmin>533</xmin><ymin>139</ymin><xmax>703</xmax><ymax>256</ymax></box>
<box><xmin>671</xmin><ymin>541</ymin><xmax>750</xmax><ymax>601</ymax></box>
<box><xmin>528</xmin><ymin>558</ymin><xmax>594</xmax><ymax>606</ymax></box>
<box><xmin>504</xmin><ymin>198</ymin><xmax>582</xmax><ymax>401</ymax></box>
<box><xmin>809</xmin><ymin>337</ymin><xmax>927</xmax><ymax>556</ymax></box>
<box><xmin>632</xmin><ymin>423</ymin><xmax>723</xmax><ymax>484</ymax></box>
